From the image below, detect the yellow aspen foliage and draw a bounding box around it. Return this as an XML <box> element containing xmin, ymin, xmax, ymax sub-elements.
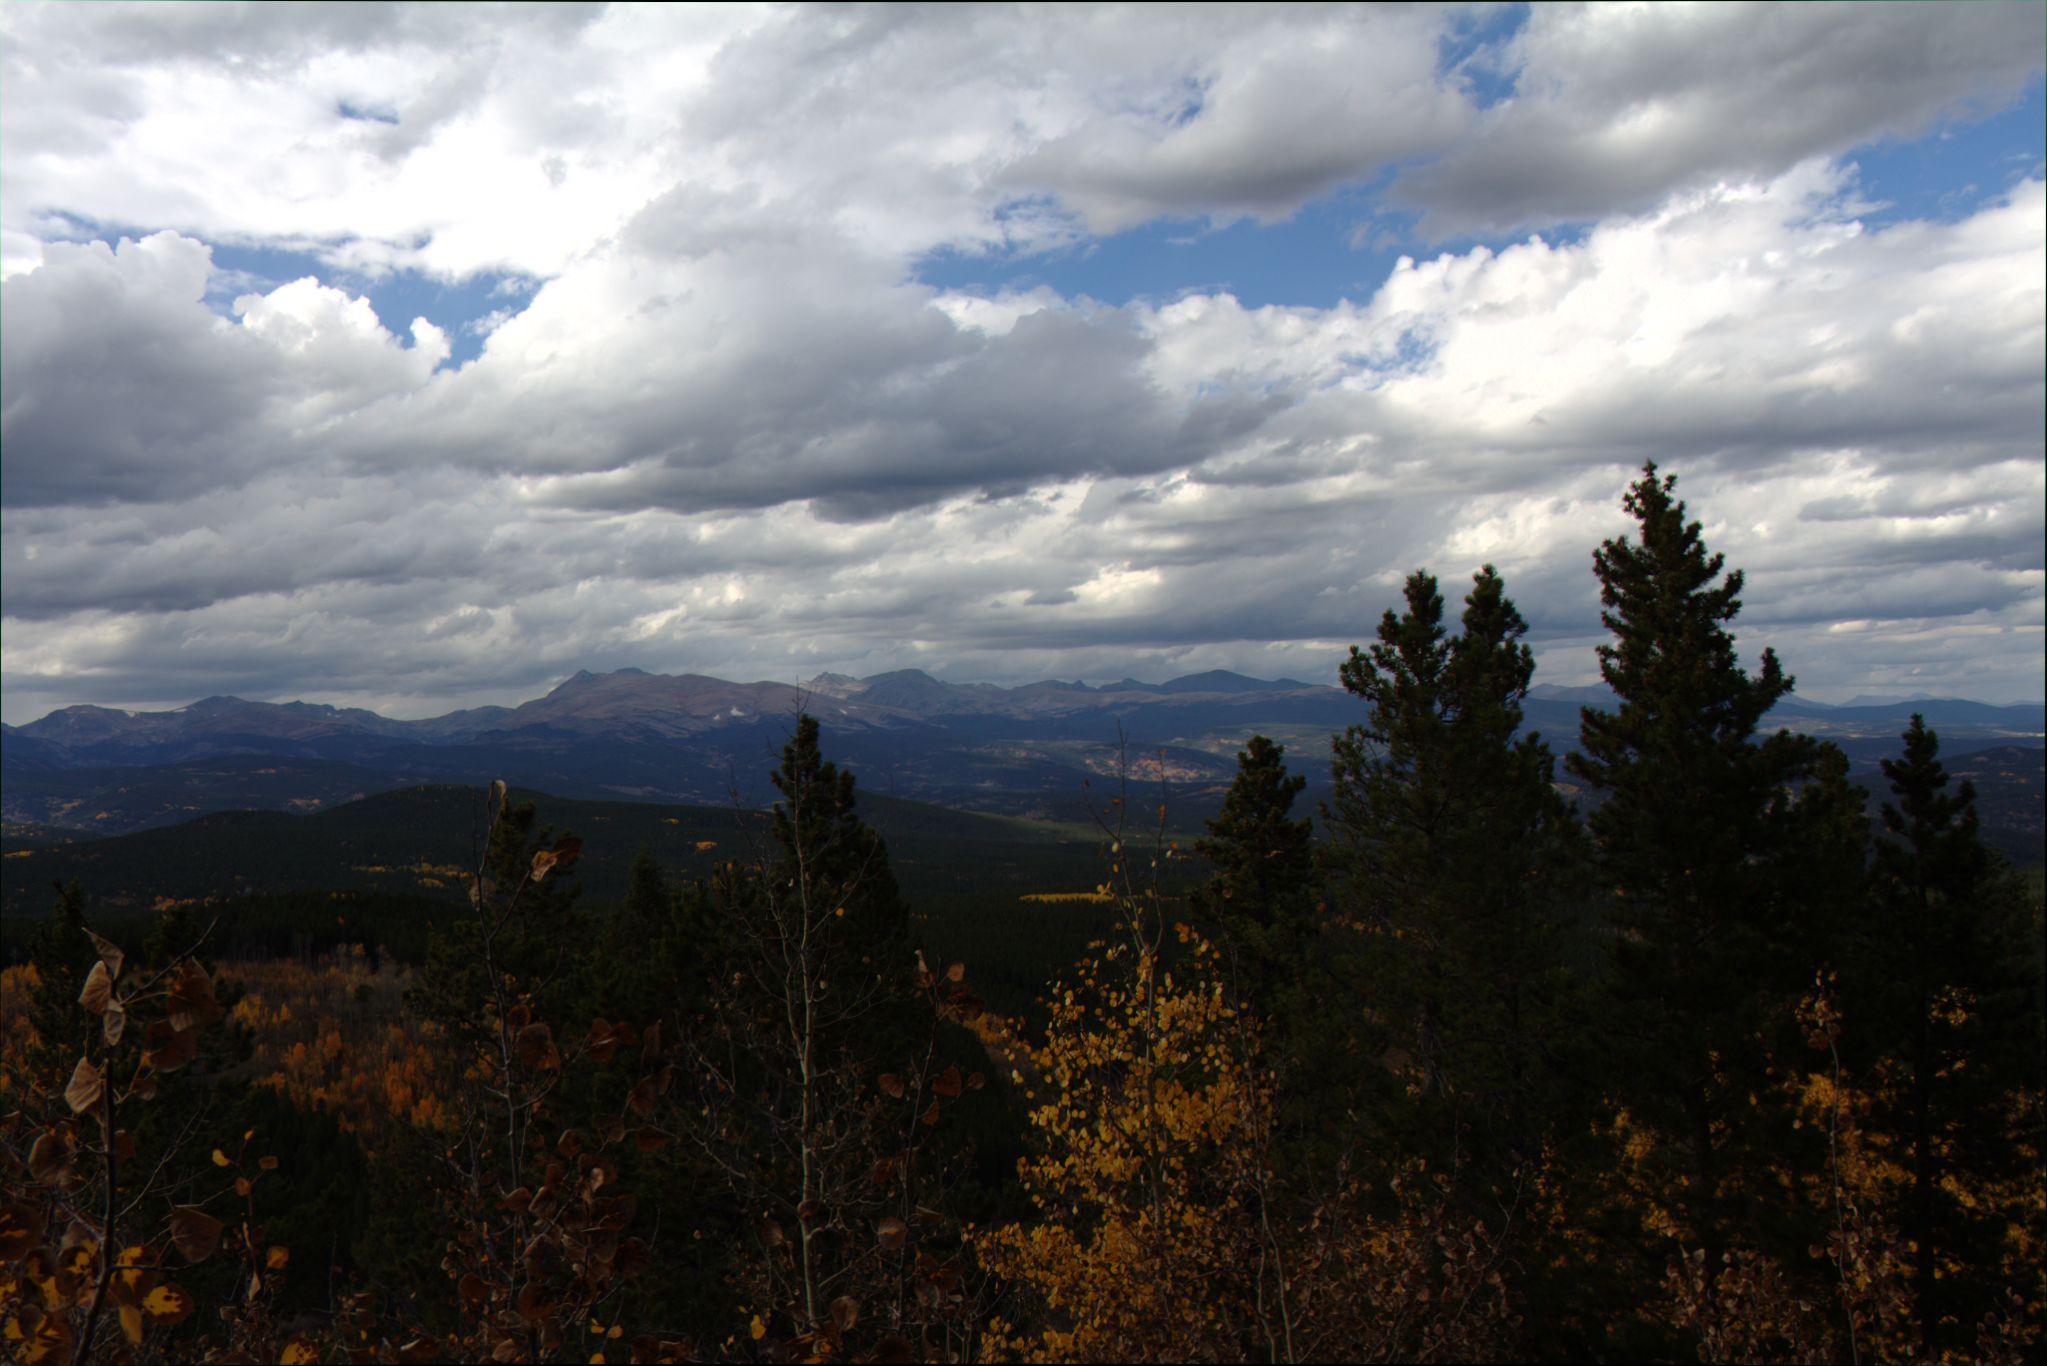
<box><xmin>976</xmin><ymin>923</ymin><xmax>1279</xmax><ymax>1361</ymax></box>
<box><xmin>0</xmin><ymin>966</ymin><xmax>44</xmax><ymax>1099</ymax></box>
<box><xmin>225</xmin><ymin>956</ymin><xmax>450</xmax><ymax>1146</ymax></box>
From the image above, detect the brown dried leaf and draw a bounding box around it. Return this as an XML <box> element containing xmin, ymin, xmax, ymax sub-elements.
<box><xmin>876</xmin><ymin>1217</ymin><xmax>906</xmax><ymax>1251</ymax></box>
<box><xmin>101</xmin><ymin>1004</ymin><xmax>125</xmax><ymax>1047</ymax></box>
<box><xmin>639</xmin><ymin>1019</ymin><xmax>661</xmax><ymax>1062</ymax></box>
<box><xmin>515</xmin><ymin>1022</ymin><xmax>559</xmax><ymax>1070</ymax></box>
<box><xmin>830</xmin><ymin>1296</ymin><xmax>859</xmax><ymax>1332</ymax></box>
<box><xmin>78</xmin><ymin>961</ymin><xmax>114</xmax><ymax>1016</ymax></box>
<box><xmin>86</xmin><ymin>929</ymin><xmax>125</xmax><ymax>981</ymax></box>
<box><xmin>516</xmin><ymin>1281</ymin><xmax>553</xmax><ymax>1323</ymax></box>
<box><xmin>28</xmin><ymin>1130</ymin><xmax>73</xmax><ymax>1186</ymax></box>
<box><xmin>918</xmin><ymin>1101</ymin><xmax>940</xmax><ymax>1127</ymax></box>
<box><xmin>265</xmin><ymin>1245</ymin><xmax>289</xmax><ymax>1270</ymax></box>
<box><xmin>945</xmin><ymin>962</ymin><xmax>965</xmax><ymax>983</ymax></box>
<box><xmin>931</xmin><ymin>1066</ymin><xmax>962</xmax><ymax>1098</ymax></box>
<box><xmin>631</xmin><ymin>1126</ymin><xmax>668</xmax><ymax>1154</ymax></box>
<box><xmin>166</xmin><ymin>960</ymin><xmax>222</xmax><ymax>1032</ymax></box>
<box><xmin>586</xmin><ymin>1018</ymin><xmax>620</xmax><ymax>1065</ymax></box>
<box><xmin>168</xmin><ymin>1206</ymin><xmax>223</xmax><ymax>1262</ymax></box>
<box><xmin>63</xmin><ymin>1058</ymin><xmax>103</xmax><ymax>1115</ymax></box>
<box><xmin>458</xmin><ymin>1272</ymin><xmax>488</xmax><ymax>1306</ymax></box>
<box><xmin>141</xmin><ymin>1020</ymin><xmax>198</xmax><ymax>1072</ymax></box>
<box><xmin>877</xmin><ymin>1073</ymin><xmax>905</xmax><ymax>1099</ymax></box>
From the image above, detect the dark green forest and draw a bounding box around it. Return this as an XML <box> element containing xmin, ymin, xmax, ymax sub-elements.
<box><xmin>3</xmin><ymin>464</ymin><xmax>2041</xmax><ymax>1364</ymax></box>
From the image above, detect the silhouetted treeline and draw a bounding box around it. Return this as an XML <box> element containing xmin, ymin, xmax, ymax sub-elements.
<box><xmin>3</xmin><ymin>464</ymin><xmax>2040</xmax><ymax>1363</ymax></box>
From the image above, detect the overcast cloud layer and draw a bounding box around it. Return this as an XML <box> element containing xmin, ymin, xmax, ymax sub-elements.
<box><xmin>3</xmin><ymin>2</ymin><xmax>2042</xmax><ymax>724</ymax></box>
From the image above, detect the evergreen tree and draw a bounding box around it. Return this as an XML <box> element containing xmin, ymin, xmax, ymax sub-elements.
<box><xmin>1192</xmin><ymin>733</ymin><xmax>1315</xmax><ymax>1007</ymax></box>
<box><xmin>620</xmin><ymin>849</ymin><xmax>674</xmax><ymax>935</ymax></box>
<box><xmin>1325</xmin><ymin>564</ymin><xmax>1579</xmax><ymax>1192</ymax></box>
<box><xmin>1567</xmin><ymin>462</ymin><xmax>1862</xmax><ymax>1265</ymax></box>
<box><xmin>407</xmin><ymin>796</ymin><xmax>585</xmax><ymax>1051</ymax></box>
<box><xmin>9</xmin><ymin>879</ymin><xmax>94</xmax><ymax>1095</ymax></box>
<box><xmin>1854</xmin><ymin>715</ymin><xmax>2045</xmax><ymax>1354</ymax></box>
<box><xmin>767</xmin><ymin>712</ymin><xmax>909</xmax><ymax>975</ymax></box>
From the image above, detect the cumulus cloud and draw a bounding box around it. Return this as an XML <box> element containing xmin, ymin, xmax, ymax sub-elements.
<box><xmin>1001</xmin><ymin>5</ymin><xmax>1469</xmax><ymax>231</ymax></box>
<box><xmin>0</xmin><ymin>233</ymin><xmax>447</xmax><ymax>507</ymax></box>
<box><xmin>1</xmin><ymin>5</ymin><xmax>2042</xmax><ymax>723</ymax></box>
<box><xmin>1394</xmin><ymin>1</ymin><xmax>2046</xmax><ymax>234</ymax></box>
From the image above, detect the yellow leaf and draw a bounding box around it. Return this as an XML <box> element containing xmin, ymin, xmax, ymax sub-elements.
<box><xmin>750</xmin><ymin>1314</ymin><xmax>767</xmax><ymax>1341</ymax></box>
<box><xmin>142</xmin><ymin>1283</ymin><xmax>193</xmax><ymax>1325</ymax></box>
<box><xmin>211</xmin><ymin>1149</ymin><xmax>230</xmax><ymax>1168</ymax></box>
<box><xmin>118</xmin><ymin>1300</ymin><xmax>144</xmax><ymax>1345</ymax></box>
<box><xmin>280</xmin><ymin>1338</ymin><xmax>319</xmax><ymax>1365</ymax></box>
<box><xmin>266</xmin><ymin>1246</ymin><xmax>289</xmax><ymax>1271</ymax></box>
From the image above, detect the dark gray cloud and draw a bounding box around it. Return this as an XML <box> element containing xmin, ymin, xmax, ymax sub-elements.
<box><xmin>1395</xmin><ymin>1</ymin><xmax>2045</xmax><ymax>234</ymax></box>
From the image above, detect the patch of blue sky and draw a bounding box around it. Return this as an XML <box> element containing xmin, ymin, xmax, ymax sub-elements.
<box><xmin>29</xmin><ymin>209</ymin><xmax>530</xmax><ymax>369</ymax></box>
<box><xmin>204</xmin><ymin>241</ymin><xmax>535</xmax><ymax>368</ymax></box>
<box><xmin>917</xmin><ymin>64</ymin><xmax>2037</xmax><ymax>319</ymax></box>
<box><xmin>1436</xmin><ymin>2</ymin><xmax>1527</xmax><ymax>111</ymax></box>
<box><xmin>335</xmin><ymin>100</ymin><xmax>400</xmax><ymax>126</ymax></box>
<box><xmin>1845</xmin><ymin>76</ymin><xmax>2045</xmax><ymax>227</ymax></box>
<box><xmin>916</xmin><ymin>186</ymin><xmax>1429</xmax><ymax>314</ymax></box>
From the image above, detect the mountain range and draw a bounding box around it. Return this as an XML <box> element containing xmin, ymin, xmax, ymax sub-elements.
<box><xmin>4</xmin><ymin>668</ymin><xmax>2041</xmax><ymax>843</ymax></box>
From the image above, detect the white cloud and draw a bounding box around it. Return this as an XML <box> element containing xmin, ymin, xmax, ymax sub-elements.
<box><xmin>1</xmin><ymin>5</ymin><xmax>2042</xmax><ymax>722</ymax></box>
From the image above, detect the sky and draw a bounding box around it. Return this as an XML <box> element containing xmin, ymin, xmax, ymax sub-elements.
<box><xmin>2</xmin><ymin>1</ymin><xmax>2043</xmax><ymax>725</ymax></box>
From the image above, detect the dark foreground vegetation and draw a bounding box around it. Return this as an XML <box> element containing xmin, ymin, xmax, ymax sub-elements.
<box><xmin>3</xmin><ymin>465</ymin><xmax>2041</xmax><ymax>1364</ymax></box>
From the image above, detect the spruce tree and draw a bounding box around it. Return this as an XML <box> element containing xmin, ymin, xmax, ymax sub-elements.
<box><xmin>1567</xmin><ymin>462</ymin><xmax>1861</xmax><ymax>1264</ymax></box>
<box><xmin>9</xmin><ymin>879</ymin><xmax>94</xmax><ymax>1096</ymax></box>
<box><xmin>1193</xmin><ymin>733</ymin><xmax>1315</xmax><ymax>1008</ymax></box>
<box><xmin>407</xmin><ymin>796</ymin><xmax>586</xmax><ymax>1050</ymax></box>
<box><xmin>1855</xmin><ymin>715</ymin><xmax>2044</xmax><ymax>1354</ymax></box>
<box><xmin>1325</xmin><ymin>564</ymin><xmax>1578</xmax><ymax>1192</ymax></box>
<box><xmin>767</xmin><ymin>712</ymin><xmax>909</xmax><ymax>978</ymax></box>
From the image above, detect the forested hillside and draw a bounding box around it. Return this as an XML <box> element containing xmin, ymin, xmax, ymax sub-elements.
<box><xmin>3</xmin><ymin>466</ymin><xmax>2040</xmax><ymax>1363</ymax></box>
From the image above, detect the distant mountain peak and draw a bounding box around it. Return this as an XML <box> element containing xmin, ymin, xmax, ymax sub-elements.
<box><xmin>184</xmin><ymin>695</ymin><xmax>254</xmax><ymax>711</ymax></box>
<box><xmin>1157</xmin><ymin>670</ymin><xmax>1309</xmax><ymax>695</ymax></box>
<box><xmin>548</xmin><ymin>667</ymin><xmax>657</xmax><ymax>698</ymax></box>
